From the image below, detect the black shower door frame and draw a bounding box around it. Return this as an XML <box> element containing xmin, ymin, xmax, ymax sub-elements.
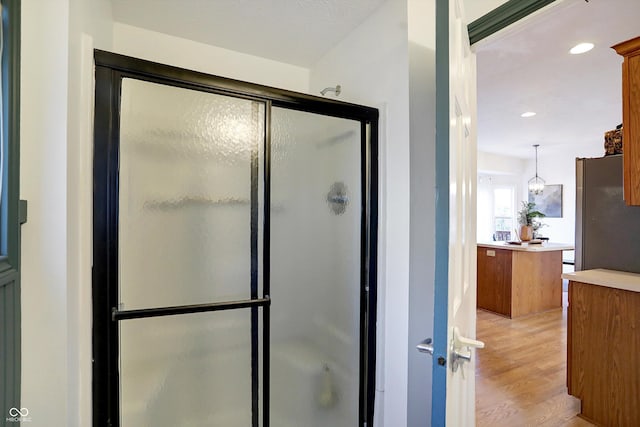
<box><xmin>92</xmin><ymin>50</ymin><xmax>378</xmax><ymax>427</ymax></box>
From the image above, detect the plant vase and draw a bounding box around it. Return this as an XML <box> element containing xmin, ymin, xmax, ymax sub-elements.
<box><xmin>517</xmin><ymin>201</ymin><xmax>545</xmax><ymax>242</ymax></box>
<box><xmin>520</xmin><ymin>225</ymin><xmax>533</xmax><ymax>241</ymax></box>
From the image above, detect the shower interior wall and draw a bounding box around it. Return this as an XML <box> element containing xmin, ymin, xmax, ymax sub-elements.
<box><xmin>309</xmin><ymin>0</ymin><xmax>416</xmax><ymax>425</ymax></box>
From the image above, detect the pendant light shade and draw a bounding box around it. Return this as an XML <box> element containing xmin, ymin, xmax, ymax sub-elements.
<box><xmin>528</xmin><ymin>144</ymin><xmax>545</xmax><ymax>195</ymax></box>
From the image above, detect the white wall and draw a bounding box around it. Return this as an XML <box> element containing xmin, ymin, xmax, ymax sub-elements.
<box><xmin>20</xmin><ymin>1</ymin><xmax>71</xmax><ymax>425</ymax></box>
<box><xmin>22</xmin><ymin>0</ymin><xmax>113</xmax><ymax>425</ymax></box>
<box><xmin>309</xmin><ymin>1</ymin><xmax>412</xmax><ymax>425</ymax></box>
<box><xmin>407</xmin><ymin>0</ymin><xmax>436</xmax><ymax>425</ymax></box>
<box><xmin>20</xmin><ymin>0</ymin><xmax>90</xmax><ymax>426</ymax></box>
<box><xmin>112</xmin><ymin>23</ymin><xmax>310</xmax><ymax>93</ymax></box>
<box><xmin>478</xmin><ymin>150</ymin><xmax>526</xmax><ymax>176</ymax></box>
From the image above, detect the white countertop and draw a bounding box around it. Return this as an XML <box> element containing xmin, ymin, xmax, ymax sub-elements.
<box><xmin>562</xmin><ymin>269</ymin><xmax>640</xmax><ymax>293</ymax></box>
<box><xmin>477</xmin><ymin>242</ymin><xmax>574</xmax><ymax>252</ymax></box>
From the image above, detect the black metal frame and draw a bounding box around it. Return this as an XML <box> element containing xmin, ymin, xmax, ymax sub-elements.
<box><xmin>250</xmin><ymin>101</ymin><xmax>261</xmax><ymax>426</ymax></box>
<box><xmin>262</xmin><ymin>101</ymin><xmax>272</xmax><ymax>426</ymax></box>
<box><xmin>92</xmin><ymin>50</ymin><xmax>378</xmax><ymax>427</ymax></box>
<box><xmin>112</xmin><ymin>298</ymin><xmax>271</xmax><ymax>321</ymax></box>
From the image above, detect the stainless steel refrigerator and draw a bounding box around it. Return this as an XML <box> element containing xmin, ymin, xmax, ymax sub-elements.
<box><xmin>576</xmin><ymin>154</ymin><xmax>640</xmax><ymax>273</ymax></box>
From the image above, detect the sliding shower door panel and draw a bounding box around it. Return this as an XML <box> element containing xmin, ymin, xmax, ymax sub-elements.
<box><xmin>119</xmin><ymin>309</ymin><xmax>262</xmax><ymax>426</ymax></box>
<box><xmin>119</xmin><ymin>78</ymin><xmax>264</xmax><ymax>310</ymax></box>
<box><xmin>270</xmin><ymin>108</ymin><xmax>362</xmax><ymax>427</ymax></box>
<box><xmin>117</xmin><ymin>78</ymin><xmax>265</xmax><ymax>427</ymax></box>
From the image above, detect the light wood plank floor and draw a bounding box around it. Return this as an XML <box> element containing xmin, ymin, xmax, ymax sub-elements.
<box><xmin>475</xmin><ymin>293</ymin><xmax>594</xmax><ymax>427</ymax></box>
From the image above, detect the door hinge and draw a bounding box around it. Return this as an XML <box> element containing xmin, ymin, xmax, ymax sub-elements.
<box><xmin>19</xmin><ymin>199</ymin><xmax>28</xmax><ymax>224</ymax></box>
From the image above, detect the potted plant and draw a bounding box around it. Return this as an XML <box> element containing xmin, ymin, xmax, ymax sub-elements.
<box><xmin>517</xmin><ymin>201</ymin><xmax>545</xmax><ymax>241</ymax></box>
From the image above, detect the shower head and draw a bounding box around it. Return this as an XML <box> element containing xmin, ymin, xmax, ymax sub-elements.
<box><xmin>320</xmin><ymin>85</ymin><xmax>342</xmax><ymax>97</ymax></box>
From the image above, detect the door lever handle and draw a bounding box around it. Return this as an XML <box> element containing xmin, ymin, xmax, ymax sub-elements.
<box><xmin>416</xmin><ymin>338</ymin><xmax>434</xmax><ymax>355</ymax></box>
<box><xmin>454</xmin><ymin>330</ymin><xmax>484</xmax><ymax>349</ymax></box>
<box><xmin>450</xmin><ymin>327</ymin><xmax>484</xmax><ymax>372</ymax></box>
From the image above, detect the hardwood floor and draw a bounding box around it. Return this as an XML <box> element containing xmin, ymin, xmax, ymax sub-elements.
<box><xmin>475</xmin><ymin>293</ymin><xmax>594</xmax><ymax>427</ymax></box>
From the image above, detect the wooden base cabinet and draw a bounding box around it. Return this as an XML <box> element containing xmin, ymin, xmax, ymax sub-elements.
<box><xmin>477</xmin><ymin>246</ymin><xmax>562</xmax><ymax>318</ymax></box>
<box><xmin>567</xmin><ymin>281</ymin><xmax>640</xmax><ymax>426</ymax></box>
<box><xmin>477</xmin><ymin>247</ymin><xmax>512</xmax><ymax>316</ymax></box>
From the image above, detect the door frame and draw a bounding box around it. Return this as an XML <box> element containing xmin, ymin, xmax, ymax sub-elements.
<box><xmin>91</xmin><ymin>50</ymin><xmax>379</xmax><ymax>427</ymax></box>
<box><xmin>430</xmin><ymin>0</ymin><xmax>558</xmax><ymax>425</ymax></box>
<box><xmin>467</xmin><ymin>0</ymin><xmax>558</xmax><ymax>45</ymax></box>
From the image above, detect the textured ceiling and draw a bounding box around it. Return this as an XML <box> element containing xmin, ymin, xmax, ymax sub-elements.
<box><xmin>111</xmin><ymin>0</ymin><xmax>386</xmax><ymax>67</ymax></box>
<box><xmin>110</xmin><ymin>0</ymin><xmax>639</xmax><ymax>161</ymax></box>
<box><xmin>476</xmin><ymin>0</ymin><xmax>640</xmax><ymax>159</ymax></box>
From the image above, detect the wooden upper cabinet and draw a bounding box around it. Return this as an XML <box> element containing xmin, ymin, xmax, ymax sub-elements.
<box><xmin>613</xmin><ymin>36</ymin><xmax>640</xmax><ymax>206</ymax></box>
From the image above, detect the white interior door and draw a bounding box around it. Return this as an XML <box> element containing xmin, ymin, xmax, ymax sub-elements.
<box><xmin>425</xmin><ymin>0</ymin><xmax>482</xmax><ymax>425</ymax></box>
<box><xmin>445</xmin><ymin>0</ymin><xmax>481</xmax><ymax>425</ymax></box>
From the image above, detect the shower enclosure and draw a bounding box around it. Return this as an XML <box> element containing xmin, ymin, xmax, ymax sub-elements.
<box><xmin>92</xmin><ymin>51</ymin><xmax>378</xmax><ymax>427</ymax></box>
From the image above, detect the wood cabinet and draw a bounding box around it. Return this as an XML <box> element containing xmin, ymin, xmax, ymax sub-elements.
<box><xmin>613</xmin><ymin>36</ymin><xmax>640</xmax><ymax>206</ymax></box>
<box><xmin>567</xmin><ymin>280</ymin><xmax>640</xmax><ymax>426</ymax></box>
<box><xmin>477</xmin><ymin>247</ymin><xmax>512</xmax><ymax>316</ymax></box>
<box><xmin>476</xmin><ymin>245</ymin><xmax>564</xmax><ymax>318</ymax></box>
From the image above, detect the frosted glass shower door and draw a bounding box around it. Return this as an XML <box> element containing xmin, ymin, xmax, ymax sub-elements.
<box><xmin>116</xmin><ymin>78</ymin><xmax>265</xmax><ymax>427</ymax></box>
<box><xmin>270</xmin><ymin>108</ymin><xmax>363</xmax><ymax>427</ymax></box>
<box><xmin>94</xmin><ymin>52</ymin><xmax>377</xmax><ymax>427</ymax></box>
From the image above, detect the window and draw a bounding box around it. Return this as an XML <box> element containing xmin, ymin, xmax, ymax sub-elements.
<box><xmin>493</xmin><ymin>187</ymin><xmax>514</xmax><ymax>241</ymax></box>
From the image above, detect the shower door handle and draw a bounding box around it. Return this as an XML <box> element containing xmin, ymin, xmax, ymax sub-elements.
<box><xmin>416</xmin><ymin>338</ymin><xmax>434</xmax><ymax>355</ymax></box>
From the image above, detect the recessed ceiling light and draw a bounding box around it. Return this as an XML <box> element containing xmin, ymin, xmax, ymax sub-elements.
<box><xmin>521</xmin><ymin>111</ymin><xmax>536</xmax><ymax>118</ymax></box>
<box><xmin>570</xmin><ymin>42</ymin><xmax>594</xmax><ymax>55</ymax></box>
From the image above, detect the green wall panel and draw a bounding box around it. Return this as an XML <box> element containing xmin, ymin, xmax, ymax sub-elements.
<box><xmin>0</xmin><ymin>0</ymin><xmax>22</xmax><ymax>423</ymax></box>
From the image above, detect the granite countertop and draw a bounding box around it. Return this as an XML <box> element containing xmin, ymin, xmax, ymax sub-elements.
<box><xmin>562</xmin><ymin>269</ymin><xmax>640</xmax><ymax>293</ymax></box>
<box><xmin>477</xmin><ymin>241</ymin><xmax>574</xmax><ymax>252</ymax></box>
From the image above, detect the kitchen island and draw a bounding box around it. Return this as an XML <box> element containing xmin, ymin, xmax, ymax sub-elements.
<box><xmin>477</xmin><ymin>242</ymin><xmax>573</xmax><ymax>318</ymax></box>
<box><xmin>563</xmin><ymin>269</ymin><xmax>640</xmax><ymax>427</ymax></box>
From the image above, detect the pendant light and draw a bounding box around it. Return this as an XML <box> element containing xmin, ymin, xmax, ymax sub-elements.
<box><xmin>528</xmin><ymin>144</ymin><xmax>545</xmax><ymax>195</ymax></box>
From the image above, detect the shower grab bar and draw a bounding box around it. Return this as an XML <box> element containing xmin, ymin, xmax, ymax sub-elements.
<box><xmin>112</xmin><ymin>296</ymin><xmax>271</xmax><ymax>321</ymax></box>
